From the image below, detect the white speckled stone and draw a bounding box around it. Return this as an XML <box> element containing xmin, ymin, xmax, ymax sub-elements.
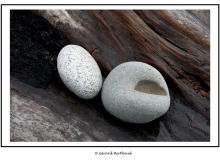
<box><xmin>101</xmin><ymin>62</ymin><xmax>170</xmax><ymax>124</ymax></box>
<box><xmin>57</xmin><ymin>45</ymin><xmax>102</xmax><ymax>99</ymax></box>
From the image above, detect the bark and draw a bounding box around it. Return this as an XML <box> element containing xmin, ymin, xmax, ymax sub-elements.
<box><xmin>10</xmin><ymin>10</ymin><xmax>210</xmax><ymax>142</ymax></box>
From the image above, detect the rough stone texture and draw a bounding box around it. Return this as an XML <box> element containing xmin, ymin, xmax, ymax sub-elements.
<box><xmin>101</xmin><ymin>62</ymin><xmax>170</xmax><ymax>124</ymax></box>
<box><xmin>57</xmin><ymin>45</ymin><xmax>102</xmax><ymax>99</ymax></box>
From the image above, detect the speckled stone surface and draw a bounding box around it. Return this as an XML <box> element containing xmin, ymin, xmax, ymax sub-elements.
<box><xmin>57</xmin><ymin>45</ymin><xmax>102</xmax><ymax>99</ymax></box>
<box><xmin>101</xmin><ymin>62</ymin><xmax>170</xmax><ymax>124</ymax></box>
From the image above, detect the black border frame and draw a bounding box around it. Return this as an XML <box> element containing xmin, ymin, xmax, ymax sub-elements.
<box><xmin>1</xmin><ymin>4</ymin><xmax>219</xmax><ymax>147</ymax></box>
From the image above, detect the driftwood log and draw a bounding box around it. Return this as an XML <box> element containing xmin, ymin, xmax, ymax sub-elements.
<box><xmin>10</xmin><ymin>10</ymin><xmax>210</xmax><ymax>142</ymax></box>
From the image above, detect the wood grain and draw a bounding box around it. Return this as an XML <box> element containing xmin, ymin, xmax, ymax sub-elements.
<box><xmin>10</xmin><ymin>10</ymin><xmax>210</xmax><ymax>141</ymax></box>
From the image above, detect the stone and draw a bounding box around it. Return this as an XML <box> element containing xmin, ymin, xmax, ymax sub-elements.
<box><xmin>57</xmin><ymin>45</ymin><xmax>102</xmax><ymax>99</ymax></box>
<box><xmin>101</xmin><ymin>62</ymin><xmax>170</xmax><ymax>124</ymax></box>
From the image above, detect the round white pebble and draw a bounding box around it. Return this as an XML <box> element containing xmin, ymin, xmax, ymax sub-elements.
<box><xmin>101</xmin><ymin>62</ymin><xmax>170</xmax><ymax>124</ymax></box>
<box><xmin>57</xmin><ymin>45</ymin><xmax>102</xmax><ymax>99</ymax></box>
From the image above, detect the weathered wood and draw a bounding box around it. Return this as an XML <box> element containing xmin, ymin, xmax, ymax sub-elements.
<box><xmin>11</xmin><ymin>77</ymin><xmax>154</xmax><ymax>141</ymax></box>
<box><xmin>10</xmin><ymin>10</ymin><xmax>210</xmax><ymax>141</ymax></box>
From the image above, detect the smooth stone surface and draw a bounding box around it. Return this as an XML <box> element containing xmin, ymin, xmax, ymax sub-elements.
<box><xmin>101</xmin><ymin>62</ymin><xmax>170</xmax><ymax>124</ymax></box>
<box><xmin>57</xmin><ymin>45</ymin><xmax>102</xmax><ymax>99</ymax></box>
